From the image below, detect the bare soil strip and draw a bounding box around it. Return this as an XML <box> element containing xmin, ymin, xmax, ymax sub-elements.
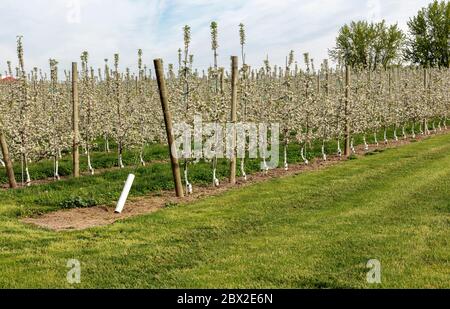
<box><xmin>21</xmin><ymin>131</ymin><xmax>446</xmax><ymax>231</ymax></box>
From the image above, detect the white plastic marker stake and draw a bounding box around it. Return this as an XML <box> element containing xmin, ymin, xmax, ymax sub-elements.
<box><xmin>115</xmin><ymin>174</ymin><xmax>135</xmax><ymax>214</ymax></box>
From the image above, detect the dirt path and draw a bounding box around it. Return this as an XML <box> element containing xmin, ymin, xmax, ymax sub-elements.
<box><xmin>21</xmin><ymin>130</ymin><xmax>447</xmax><ymax>231</ymax></box>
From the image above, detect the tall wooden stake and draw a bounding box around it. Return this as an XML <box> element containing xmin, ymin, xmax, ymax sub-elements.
<box><xmin>344</xmin><ymin>65</ymin><xmax>351</xmax><ymax>157</ymax></box>
<box><xmin>154</xmin><ymin>59</ymin><xmax>184</xmax><ymax>198</ymax></box>
<box><xmin>230</xmin><ymin>56</ymin><xmax>238</xmax><ymax>185</ymax></box>
<box><xmin>219</xmin><ymin>68</ymin><xmax>224</xmax><ymax>94</ymax></box>
<box><xmin>72</xmin><ymin>62</ymin><xmax>80</xmax><ymax>178</ymax></box>
<box><xmin>423</xmin><ymin>67</ymin><xmax>428</xmax><ymax>132</ymax></box>
<box><xmin>317</xmin><ymin>72</ymin><xmax>321</xmax><ymax>94</ymax></box>
<box><xmin>0</xmin><ymin>131</ymin><xmax>17</xmax><ymax>189</ymax></box>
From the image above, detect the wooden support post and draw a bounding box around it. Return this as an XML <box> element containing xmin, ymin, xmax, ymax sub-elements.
<box><xmin>229</xmin><ymin>56</ymin><xmax>238</xmax><ymax>185</ymax></box>
<box><xmin>219</xmin><ymin>68</ymin><xmax>224</xmax><ymax>95</ymax></box>
<box><xmin>423</xmin><ymin>67</ymin><xmax>428</xmax><ymax>132</ymax></box>
<box><xmin>0</xmin><ymin>131</ymin><xmax>17</xmax><ymax>189</ymax></box>
<box><xmin>72</xmin><ymin>62</ymin><xmax>80</xmax><ymax>178</ymax></box>
<box><xmin>317</xmin><ymin>72</ymin><xmax>321</xmax><ymax>94</ymax></box>
<box><xmin>344</xmin><ymin>65</ymin><xmax>351</xmax><ymax>157</ymax></box>
<box><xmin>423</xmin><ymin>67</ymin><xmax>428</xmax><ymax>90</ymax></box>
<box><xmin>154</xmin><ymin>58</ymin><xmax>184</xmax><ymax>198</ymax></box>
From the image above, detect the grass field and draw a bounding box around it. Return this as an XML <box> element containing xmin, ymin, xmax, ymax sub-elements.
<box><xmin>0</xmin><ymin>132</ymin><xmax>449</xmax><ymax>288</ymax></box>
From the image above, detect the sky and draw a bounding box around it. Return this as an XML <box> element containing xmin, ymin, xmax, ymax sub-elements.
<box><xmin>0</xmin><ymin>0</ymin><xmax>432</xmax><ymax>74</ymax></box>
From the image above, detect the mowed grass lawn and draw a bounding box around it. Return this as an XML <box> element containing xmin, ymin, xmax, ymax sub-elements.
<box><xmin>0</xmin><ymin>133</ymin><xmax>449</xmax><ymax>288</ymax></box>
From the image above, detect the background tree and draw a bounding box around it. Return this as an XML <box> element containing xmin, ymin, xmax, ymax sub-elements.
<box><xmin>330</xmin><ymin>20</ymin><xmax>404</xmax><ymax>70</ymax></box>
<box><xmin>405</xmin><ymin>0</ymin><xmax>449</xmax><ymax>68</ymax></box>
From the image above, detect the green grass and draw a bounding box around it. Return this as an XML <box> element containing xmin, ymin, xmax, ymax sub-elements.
<box><xmin>0</xmin><ymin>131</ymin><xmax>449</xmax><ymax>288</ymax></box>
<box><xmin>0</xmin><ymin>143</ymin><xmax>169</xmax><ymax>184</ymax></box>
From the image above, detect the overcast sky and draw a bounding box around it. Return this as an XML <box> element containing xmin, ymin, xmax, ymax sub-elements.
<box><xmin>0</xmin><ymin>0</ymin><xmax>432</xmax><ymax>74</ymax></box>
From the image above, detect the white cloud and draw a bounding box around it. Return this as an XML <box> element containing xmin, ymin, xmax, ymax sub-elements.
<box><xmin>0</xmin><ymin>0</ymin><xmax>432</xmax><ymax>74</ymax></box>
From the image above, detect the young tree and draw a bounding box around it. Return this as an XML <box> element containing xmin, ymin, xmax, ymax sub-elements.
<box><xmin>238</xmin><ymin>23</ymin><xmax>250</xmax><ymax>179</ymax></box>
<box><xmin>48</xmin><ymin>59</ymin><xmax>70</xmax><ymax>179</ymax></box>
<box><xmin>15</xmin><ymin>36</ymin><xmax>33</xmax><ymax>186</ymax></box>
<box><xmin>79</xmin><ymin>51</ymin><xmax>98</xmax><ymax>175</ymax></box>
<box><xmin>210</xmin><ymin>21</ymin><xmax>221</xmax><ymax>186</ymax></box>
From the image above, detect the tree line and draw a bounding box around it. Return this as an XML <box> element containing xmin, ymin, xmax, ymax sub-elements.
<box><xmin>330</xmin><ymin>0</ymin><xmax>449</xmax><ymax>69</ymax></box>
